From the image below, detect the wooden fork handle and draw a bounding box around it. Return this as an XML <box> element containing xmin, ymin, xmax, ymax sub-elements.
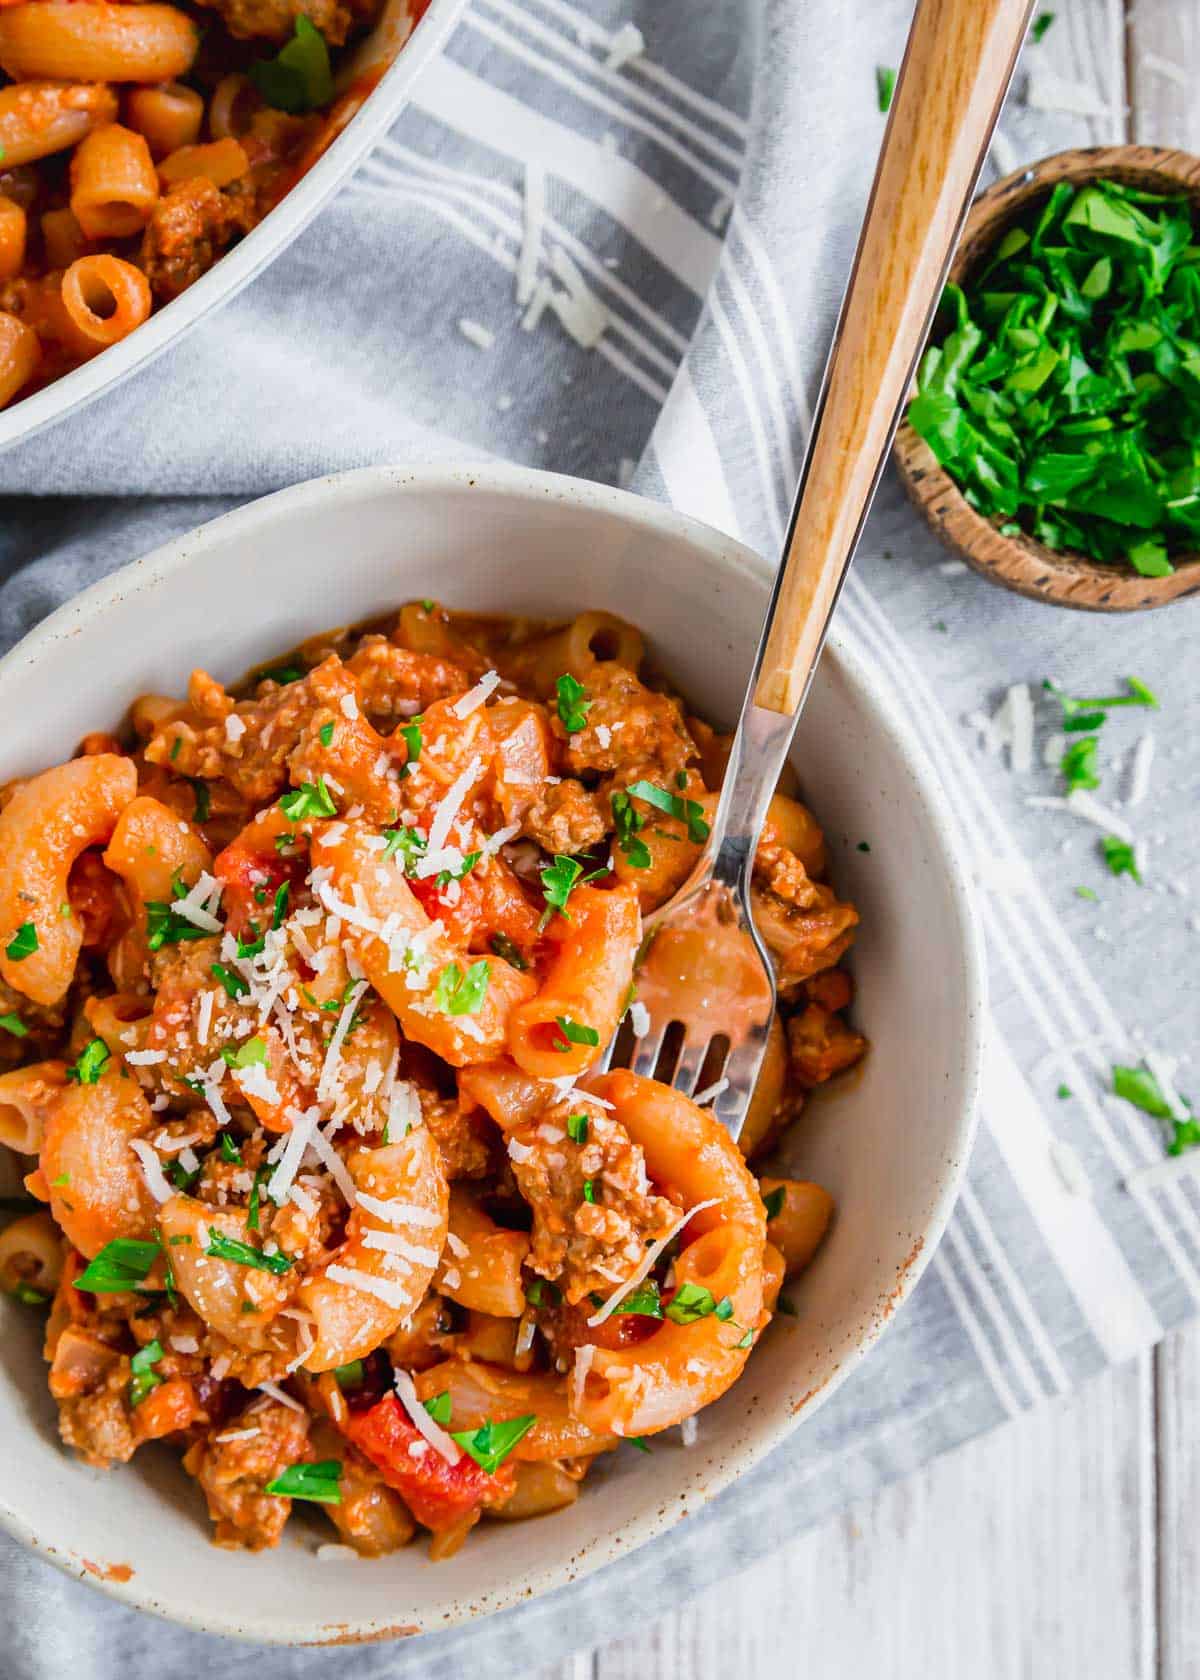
<box><xmin>753</xmin><ymin>0</ymin><xmax>1034</xmax><ymax>716</ymax></box>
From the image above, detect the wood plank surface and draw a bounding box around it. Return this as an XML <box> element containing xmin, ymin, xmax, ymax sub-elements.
<box><xmin>538</xmin><ymin>4</ymin><xmax>1197</xmax><ymax>1674</ymax></box>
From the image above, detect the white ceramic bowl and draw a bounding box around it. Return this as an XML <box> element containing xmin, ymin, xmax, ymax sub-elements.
<box><xmin>0</xmin><ymin>0</ymin><xmax>466</xmax><ymax>457</ymax></box>
<box><xmin>0</xmin><ymin>464</ymin><xmax>985</xmax><ymax>1644</ymax></box>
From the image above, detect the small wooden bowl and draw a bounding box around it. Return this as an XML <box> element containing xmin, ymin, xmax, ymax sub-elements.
<box><xmin>894</xmin><ymin>146</ymin><xmax>1200</xmax><ymax>612</ymax></box>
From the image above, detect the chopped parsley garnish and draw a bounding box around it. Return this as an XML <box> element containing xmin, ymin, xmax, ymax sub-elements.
<box><xmin>167</xmin><ymin>1158</ymin><xmax>200</xmax><ymax>1192</ymax></box>
<box><xmin>1076</xmin><ymin>885</ymin><xmax>1099</xmax><ymax>901</ymax></box>
<box><xmin>876</xmin><ymin>65</ymin><xmax>896</xmax><ymax>112</ymax></box>
<box><xmin>249</xmin><ymin>14</ymin><xmax>333</xmax><ymax>113</ymax></box>
<box><xmin>664</xmin><ymin>1283</ymin><xmax>733</xmax><ymax>1325</ymax></box>
<box><xmin>432</xmin><ymin>959</ymin><xmax>491</xmax><ymax>1016</ymax></box>
<box><xmin>611</xmin><ymin>790</ymin><xmax>651</xmax><ymax>869</ymax></box>
<box><xmin>128</xmin><ymin>1339</ymin><xmax>164</xmax><ymax>1407</ymax></box>
<box><xmin>190</xmin><ymin>779</ymin><xmax>211</xmax><ymax>823</ymax></box>
<box><xmin>50</xmin><ymin>1172</ymin><xmax>69</xmax><ymax>1187</ymax></box>
<box><xmin>247</xmin><ymin>1167</ymin><xmax>267</xmax><ymax>1232</ymax></box>
<box><xmin>423</xmin><ymin>1390</ymin><xmax>452</xmax><ymax>1425</ymax></box>
<box><xmin>555</xmin><ymin>673</ymin><xmax>591</xmax><ymax>734</ymax></box>
<box><xmin>382</xmin><ymin>826</ymin><xmax>426</xmax><ymax>870</ymax></box>
<box><xmin>490</xmin><ymin>932</ymin><xmax>528</xmax><ymax>971</ymax></box>
<box><xmin>272</xmin><ymin>882</ymin><xmax>290</xmax><ymax>928</ymax></box>
<box><xmin>524</xmin><ymin>1277</ymin><xmax>560</xmax><ymax>1308</ymax></box>
<box><xmin>1031</xmin><ymin>11</ymin><xmax>1055</xmax><ymax>42</ymax></box>
<box><xmin>1060</xmin><ymin>736</ymin><xmax>1100</xmax><ymax>793</ymax></box>
<box><xmin>9</xmin><ymin>1282</ymin><xmax>47</xmax><ymax>1306</ymax></box>
<box><xmin>629</xmin><ymin>1435</ymin><xmax>652</xmax><ymax>1453</ymax></box>
<box><xmin>762</xmin><ymin>1186</ymin><xmax>785</xmax><ymax>1221</ymax></box>
<box><xmin>1101</xmin><ymin>836</ymin><xmax>1141</xmax><ymax>882</ymax></box>
<box><xmin>909</xmin><ymin>175</ymin><xmax>1200</xmax><ymax>575</ymax></box>
<box><xmin>398</xmin><ymin>721</ymin><xmax>422</xmax><ymax>770</ymax></box>
<box><xmin>146</xmin><ymin>899</ymin><xmax>209</xmax><ymax>952</ymax></box>
<box><xmin>223</xmin><ymin>1035</ymin><xmax>268</xmax><ymax>1070</ymax></box>
<box><xmin>265</xmin><ymin>1459</ymin><xmax>343</xmax><ymax>1503</ymax></box>
<box><xmin>4</xmin><ymin>922</ymin><xmax>37</xmax><ymax>961</ymax></box>
<box><xmin>67</xmin><ymin>1038</ymin><xmax>110</xmax><ymax>1086</ymax></box>
<box><xmin>0</xmin><ymin>1012</ymin><xmax>27</xmax><ymax>1038</ymax></box>
<box><xmin>450</xmin><ymin>1414</ymin><xmax>536</xmax><ymax>1474</ymax></box>
<box><xmin>318</xmin><ymin>721</ymin><xmax>335</xmax><ymax>748</ymax></box>
<box><xmin>170</xmin><ymin>736</ymin><xmax>182</xmax><ymax>761</ymax></box>
<box><xmin>219</xmin><ymin>1132</ymin><xmax>242</xmax><ymax>1163</ymax></box>
<box><xmin>582</xmin><ymin>1178</ymin><xmax>597</xmax><ymax>1204</ymax></box>
<box><xmin>566</xmin><ymin>1112</ymin><xmax>589</xmax><ymax>1145</ymax></box>
<box><xmin>237</xmin><ymin>924</ymin><xmax>265</xmax><ymax>959</ymax></box>
<box><xmin>205</xmin><ymin>1229</ymin><xmax>293</xmax><ymax>1274</ymax></box>
<box><xmin>553</xmin><ymin>1015</ymin><xmax>600</xmax><ymax>1051</ymax></box>
<box><xmin>735</xmin><ymin>1328</ymin><xmax>755</xmax><ymax>1350</ymax></box>
<box><xmin>211</xmin><ymin>963</ymin><xmax>248</xmax><ymax>1000</ymax></box>
<box><xmin>333</xmin><ymin>1359</ymin><xmax>365</xmax><ymax>1389</ymax></box>
<box><xmin>74</xmin><ymin>1237</ymin><xmax>161</xmax><ymax>1294</ymax></box>
<box><xmin>260</xmin><ymin>664</ymin><xmax>303</xmax><ymax>686</ymax></box>
<box><xmin>538</xmin><ymin>854</ymin><xmax>603</xmax><ymax>924</ymax></box>
<box><xmin>1056</xmin><ymin>1083</ymin><xmax>1072</xmax><ymax>1099</ymax></box>
<box><xmin>626</xmin><ymin>779</ymin><xmax>710</xmax><ymax>844</ymax></box>
<box><xmin>280</xmin><ymin>778</ymin><xmax>338</xmax><ymax>821</ymax></box>
<box><xmin>857</xmin><ymin>841</ymin><xmax>871</xmax><ymax>853</ymax></box>
<box><xmin>1113</xmin><ymin>1063</ymin><xmax>1175</xmax><ymax>1119</ymax></box>
<box><xmin>613</xmin><ymin>1279</ymin><xmax>663</xmax><ymax>1318</ymax></box>
<box><xmin>776</xmin><ymin>1295</ymin><xmax>798</xmax><ymax>1318</ymax></box>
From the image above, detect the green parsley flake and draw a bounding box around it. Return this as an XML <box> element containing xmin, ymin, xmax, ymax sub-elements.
<box><xmin>205</xmin><ymin>1229</ymin><xmax>293</xmax><ymax>1275</ymax></box>
<box><xmin>567</xmin><ymin>1112</ymin><xmax>589</xmax><ymax>1145</ymax></box>
<box><xmin>398</xmin><ymin>721</ymin><xmax>422</xmax><ymax>772</ymax></box>
<box><xmin>582</xmin><ymin>1178</ymin><xmax>597</xmax><ymax>1204</ymax></box>
<box><xmin>433</xmin><ymin>959</ymin><xmax>491</xmax><ymax>1016</ymax></box>
<box><xmin>67</xmin><ymin>1038</ymin><xmax>110</xmax><ymax>1086</ymax></box>
<box><xmin>613</xmin><ymin>1279</ymin><xmax>663</xmax><ymax>1318</ymax></box>
<box><xmin>611</xmin><ymin>789</ymin><xmax>652</xmax><ymax>869</ymax></box>
<box><xmin>190</xmin><ymin>780</ymin><xmax>211</xmax><ymax>824</ymax></box>
<box><xmin>0</xmin><ymin>1012</ymin><xmax>28</xmax><ymax>1038</ymax></box>
<box><xmin>1056</xmin><ymin>1083</ymin><xmax>1072</xmax><ymax>1099</ymax></box>
<box><xmin>490</xmin><ymin>932</ymin><xmax>528</xmax><ymax>970</ymax></box>
<box><xmin>1061</xmin><ymin>736</ymin><xmax>1100</xmax><ymax>793</ymax></box>
<box><xmin>129</xmin><ymin>1339</ymin><xmax>164</xmax><ymax>1407</ymax></box>
<box><xmin>5</xmin><ymin>922</ymin><xmax>37</xmax><ymax>962</ymax></box>
<box><xmin>334</xmin><ymin>1359</ymin><xmax>365</xmax><ymax>1388</ymax></box>
<box><xmin>318</xmin><ymin>721</ymin><xmax>335</xmax><ymax>748</ymax></box>
<box><xmin>74</xmin><ymin>1237</ymin><xmax>161</xmax><ymax>1294</ymax></box>
<box><xmin>450</xmin><ymin>1414</ymin><xmax>536</xmax><ymax>1475</ymax></box>
<box><xmin>223</xmin><ymin>1036</ymin><xmax>269</xmax><ymax>1070</ymax></box>
<box><xmin>10</xmin><ymin>1281</ymin><xmax>48</xmax><ymax>1306</ymax></box>
<box><xmin>1031</xmin><ymin>12</ymin><xmax>1054</xmax><ymax>42</ymax></box>
<box><xmin>762</xmin><ymin>1186</ymin><xmax>785</xmax><ymax>1221</ymax></box>
<box><xmin>626</xmin><ymin>779</ymin><xmax>710</xmax><ymax>844</ymax></box>
<box><xmin>1075</xmin><ymin>885</ymin><xmax>1099</xmax><ymax>901</ymax></box>
<box><xmin>876</xmin><ymin>65</ymin><xmax>896</xmax><ymax>112</ymax></box>
<box><xmin>555</xmin><ymin>673</ymin><xmax>592</xmax><ymax>733</ymax></box>
<box><xmin>219</xmin><ymin>1132</ymin><xmax>242</xmax><ymax>1164</ymax></box>
<box><xmin>436</xmin><ymin>851</ymin><xmax>481</xmax><ymax>889</ymax></box>
<box><xmin>265</xmin><ymin>1459</ymin><xmax>343</xmax><ymax>1504</ymax></box>
<box><xmin>272</xmin><ymin>882</ymin><xmax>290</xmax><ymax>928</ymax></box>
<box><xmin>553</xmin><ymin>1015</ymin><xmax>600</xmax><ymax>1051</ymax></box>
<box><xmin>629</xmin><ymin>1436</ymin><xmax>652</xmax><ymax>1453</ymax></box>
<box><xmin>382</xmin><ymin>826</ymin><xmax>427</xmax><ymax>870</ymax></box>
<box><xmin>146</xmin><ymin>898</ymin><xmax>209</xmax><ymax>952</ymax></box>
<box><xmin>211</xmin><ymin>963</ymin><xmax>249</xmax><ymax>1000</ymax></box>
<box><xmin>280</xmin><ymin>778</ymin><xmax>338</xmax><ymax>821</ymax></box>
<box><xmin>1101</xmin><ymin>835</ymin><xmax>1141</xmax><ymax>882</ymax></box>
<box><xmin>664</xmin><ymin>1282</ymin><xmax>732</xmax><ymax>1326</ymax></box>
<box><xmin>423</xmin><ymin>1390</ymin><xmax>452</xmax><ymax>1425</ymax></box>
<box><xmin>249</xmin><ymin>14</ymin><xmax>333</xmax><ymax>113</ymax></box>
<box><xmin>260</xmin><ymin>665</ymin><xmax>304</xmax><ymax>687</ymax></box>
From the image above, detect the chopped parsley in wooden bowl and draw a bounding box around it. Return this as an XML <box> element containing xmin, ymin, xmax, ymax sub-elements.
<box><xmin>894</xmin><ymin>146</ymin><xmax>1200</xmax><ymax>611</ymax></box>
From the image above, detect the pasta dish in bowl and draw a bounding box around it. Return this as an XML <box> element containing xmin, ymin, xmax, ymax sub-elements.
<box><xmin>0</xmin><ymin>0</ymin><xmax>463</xmax><ymax>451</ymax></box>
<box><xmin>0</xmin><ymin>464</ymin><xmax>983</xmax><ymax>1640</ymax></box>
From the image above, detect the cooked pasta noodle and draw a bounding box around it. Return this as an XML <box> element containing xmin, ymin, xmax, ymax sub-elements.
<box><xmin>0</xmin><ymin>600</ymin><xmax>862</xmax><ymax>1558</ymax></box>
<box><xmin>0</xmin><ymin>0</ymin><xmax>435</xmax><ymax>405</ymax></box>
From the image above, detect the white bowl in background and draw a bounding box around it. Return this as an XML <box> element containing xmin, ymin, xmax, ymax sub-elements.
<box><xmin>0</xmin><ymin>0</ymin><xmax>466</xmax><ymax>458</ymax></box>
<box><xmin>0</xmin><ymin>464</ymin><xmax>985</xmax><ymax>1643</ymax></box>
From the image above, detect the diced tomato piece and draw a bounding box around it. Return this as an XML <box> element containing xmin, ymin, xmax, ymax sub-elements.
<box><xmin>548</xmin><ymin>1298</ymin><xmax>662</xmax><ymax>1354</ymax></box>
<box><xmin>212</xmin><ymin>834</ymin><xmax>303</xmax><ymax>938</ymax></box>
<box><xmin>341</xmin><ymin>1394</ymin><xmax>514</xmax><ymax>1532</ymax></box>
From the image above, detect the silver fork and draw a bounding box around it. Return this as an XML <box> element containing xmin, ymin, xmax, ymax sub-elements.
<box><xmin>603</xmin><ymin>0</ymin><xmax>1034</xmax><ymax>1138</ymax></box>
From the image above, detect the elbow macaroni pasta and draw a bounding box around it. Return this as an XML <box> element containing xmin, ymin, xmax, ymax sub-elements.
<box><xmin>0</xmin><ymin>0</ymin><xmax>434</xmax><ymax>410</ymax></box>
<box><xmin>0</xmin><ymin>600</ymin><xmax>861</xmax><ymax>1560</ymax></box>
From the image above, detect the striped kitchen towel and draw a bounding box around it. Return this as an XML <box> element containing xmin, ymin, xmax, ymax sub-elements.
<box><xmin>1</xmin><ymin>0</ymin><xmax>1197</xmax><ymax>1675</ymax></box>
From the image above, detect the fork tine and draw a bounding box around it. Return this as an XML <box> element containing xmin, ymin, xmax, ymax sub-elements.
<box><xmin>629</xmin><ymin>1023</ymin><xmax>668</xmax><ymax>1080</ymax></box>
<box><xmin>671</xmin><ymin>1036</ymin><xmax>712</xmax><ymax>1099</ymax></box>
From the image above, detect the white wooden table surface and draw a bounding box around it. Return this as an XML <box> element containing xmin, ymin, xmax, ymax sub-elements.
<box><xmin>532</xmin><ymin>6</ymin><xmax>1199</xmax><ymax>1676</ymax></box>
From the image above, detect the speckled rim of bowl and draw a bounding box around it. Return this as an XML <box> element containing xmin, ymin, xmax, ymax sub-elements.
<box><xmin>0</xmin><ymin>463</ymin><xmax>986</xmax><ymax>1642</ymax></box>
<box><xmin>893</xmin><ymin>144</ymin><xmax>1200</xmax><ymax>612</ymax></box>
<box><xmin>0</xmin><ymin>0</ymin><xmax>467</xmax><ymax>459</ymax></box>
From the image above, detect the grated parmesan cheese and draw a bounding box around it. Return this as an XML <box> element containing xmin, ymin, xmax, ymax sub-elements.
<box><xmin>627</xmin><ymin>999</ymin><xmax>651</xmax><ymax>1037</ymax></box>
<box><xmin>125</xmin><ymin>1048</ymin><xmax>167</xmax><ymax>1066</ymax></box>
<box><xmin>516</xmin><ymin>159</ymin><xmax>545</xmax><ymax>308</ymax></box>
<box><xmin>267</xmin><ymin>1104</ymin><xmax>322</xmax><ymax>1205</ymax></box>
<box><xmin>457</xmin><ymin>317</ymin><xmax>495</xmax><ymax>352</ymax></box>
<box><xmin>317</xmin><ymin>980</ymin><xmax>368</xmax><ymax>1106</ymax></box>
<box><xmin>224</xmin><ymin>714</ymin><xmax>245</xmax><ymax>744</ymax></box>
<box><xmin>130</xmin><ymin>1139</ymin><xmax>173</xmax><ymax>1204</ymax></box>
<box><xmin>451</xmin><ymin>670</ymin><xmax>502</xmax><ymax>718</ymax></box>
<box><xmin>362</xmin><ymin>1230</ymin><xmax>438</xmax><ymax>1266</ymax></box>
<box><xmin>257</xmin><ymin>1381</ymin><xmax>305</xmax><ymax>1414</ymax></box>
<box><xmin>680</xmin><ymin>1414</ymin><xmax>699</xmax><ymax>1447</ymax></box>
<box><xmin>1126</xmin><ymin>733</ymin><xmax>1155</xmax><ymax>809</ymax></box>
<box><xmin>356</xmin><ymin>1191</ymin><xmax>440</xmax><ymax>1228</ymax></box>
<box><xmin>325</xmin><ymin>1264</ymin><xmax>408</xmax><ymax>1309</ymax></box>
<box><xmin>1006</xmin><ymin>683</ymin><xmax>1033</xmax><ymax>773</ymax></box>
<box><xmin>693</xmin><ymin>1077</ymin><xmax>729</xmax><ymax>1107</ymax></box>
<box><xmin>394</xmin><ymin>1368</ymin><xmax>460</xmax><ymax>1463</ymax></box>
